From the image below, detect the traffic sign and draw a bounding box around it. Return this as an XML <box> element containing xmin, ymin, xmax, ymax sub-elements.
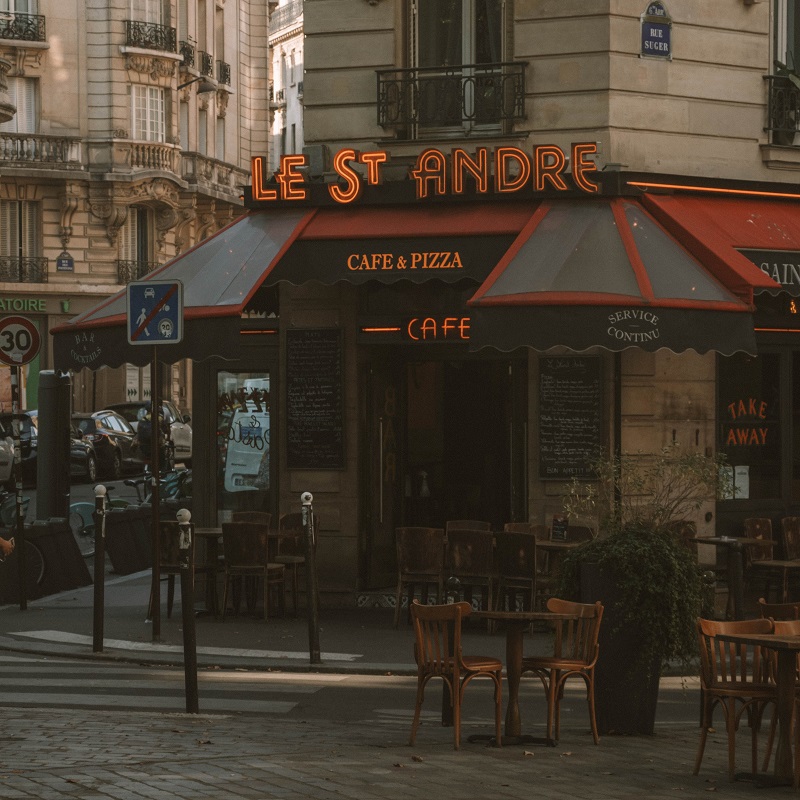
<box><xmin>0</xmin><ymin>315</ymin><xmax>41</xmax><ymax>366</ymax></box>
<box><xmin>126</xmin><ymin>280</ymin><xmax>184</xmax><ymax>345</ymax></box>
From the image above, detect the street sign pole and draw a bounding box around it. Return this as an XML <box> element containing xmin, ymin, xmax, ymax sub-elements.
<box><xmin>150</xmin><ymin>347</ymin><xmax>161</xmax><ymax>641</ymax></box>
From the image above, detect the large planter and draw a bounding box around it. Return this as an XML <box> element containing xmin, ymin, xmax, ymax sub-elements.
<box><xmin>579</xmin><ymin>561</ymin><xmax>661</xmax><ymax>735</ymax></box>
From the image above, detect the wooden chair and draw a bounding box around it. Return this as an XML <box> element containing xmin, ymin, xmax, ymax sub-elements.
<box><xmin>757</xmin><ymin>596</ymin><xmax>800</xmax><ymax>620</ymax></box>
<box><xmin>394</xmin><ymin>527</ymin><xmax>445</xmax><ymax>627</ymax></box>
<box><xmin>445</xmin><ymin>519</ymin><xmax>492</xmax><ymax>533</ymax></box>
<box><xmin>445</xmin><ymin>528</ymin><xmax>496</xmax><ymax>613</ymax></box>
<box><xmin>276</xmin><ymin>512</ymin><xmax>318</xmax><ymax>617</ymax></box>
<box><xmin>503</xmin><ymin>522</ymin><xmax>532</xmax><ymax>534</ymax></box>
<box><xmin>744</xmin><ymin>517</ymin><xmax>778</xmax><ymax>600</ymax></box>
<box><xmin>520</xmin><ymin>597</ymin><xmax>604</xmax><ymax>744</ymax></box>
<box><xmin>693</xmin><ymin>617</ymin><xmax>775</xmax><ymax>781</ymax></box>
<box><xmin>221</xmin><ymin>521</ymin><xmax>285</xmax><ymax>620</ymax></box>
<box><xmin>530</xmin><ymin>523</ymin><xmax>556</xmax><ymax>610</ymax></box>
<box><xmin>781</xmin><ymin>517</ymin><xmax>800</xmax><ymax>560</ymax></box>
<box><xmin>231</xmin><ymin>510</ymin><xmax>273</xmax><ymax>553</ymax></box>
<box><xmin>408</xmin><ymin>600</ymin><xmax>503</xmax><ymax>750</ymax></box>
<box><xmin>494</xmin><ymin>530</ymin><xmax>536</xmax><ymax>613</ymax></box>
<box><xmin>564</xmin><ymin>525</ymin><xmax>595</xmax><ymax>543</ymax></box>
<box><xmin>147</xmin><ymin>520</ymin><xmax>218</xmax><ymax>618</ymax></box>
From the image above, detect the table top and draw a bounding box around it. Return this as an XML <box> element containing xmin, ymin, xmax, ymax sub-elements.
<box><xmin>194</xmin><ymin>527</ymin><xmax>223</xmax><ymax>537</ymax></box>
<box><xmin>472</xmin><ymin>610</ymin><xmax>580</xmax><ymax>623</ymax></box>
<box><xmin>536</xmin><ymin>540</ymin><xmax>582</xmax><ymax>551</ymax></box>
<box><xmin>691</xmin><ymin>536</ymin><xmax>764</xmax><ymax>547</ymax></box>
<box><xmin>717</xmin><ymin>632</ymin><xmax>800</xmax><ymax>651</ymax></box>
<box><xmin>749</xmin><ymin>559</ymin><xmax>800</xmax><ymax>569</ymax></box>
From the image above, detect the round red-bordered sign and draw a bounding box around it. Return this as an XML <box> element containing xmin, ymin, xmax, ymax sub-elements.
<box><xmin>0</xmin><ymin>316</ymin><xmax>41</xmax><ymax>366</ymax></box>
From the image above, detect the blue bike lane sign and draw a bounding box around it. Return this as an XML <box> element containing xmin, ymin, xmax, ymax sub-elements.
<box><xmin>126</xmin><ymin>280</ymin><xmax>184</xmax><ymax>345</ymax></box>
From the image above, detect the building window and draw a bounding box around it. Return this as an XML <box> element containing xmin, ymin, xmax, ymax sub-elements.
<box><xmin>0</xmin><ymin>200</ymin><xmax>45</xmax><ymax>282</ymax></box>
<box><xmin>215</xmin><ymin>116</ymin><xmax>225</xmax><ymax>161</ymax></box>
<box><xmin>130</xmin><ymin>0</ymin><xmax>162</xmax><ymax>25</ymax></box>
<box><xmin>117</xmin><ymin>206</ymin><xmax>155</xmax><ymax>281</ymax></box>
<box><xmin>199</xmin><ymin>108</ymin><xmax>207</xmax><ymax>154</ymax></box>
<box><xmin>776</xmin><ymin>0</ymin><xmax>800</xmax><ymax>71</ymax></box>
<box><xmin>179</xmin><ymin>100</ymin><xmax>189</xmax><ymax>151</ymax></box>
<box><xmin>0</xmin><ymin>77</ymin><xmax>37</xmax><ymax>134</ymax></box>
<box><xmin>0</xmin><ymin>0</ymin><xmax>37</xmax><ymax>12</ymax></box>
<box><xmin>131</xmin><ymin>85</ymin><xmax>166</xmax><ymax>142</ymax></box>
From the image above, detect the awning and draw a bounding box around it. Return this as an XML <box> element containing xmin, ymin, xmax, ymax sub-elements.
<box><xmin>468</xmin><ymin>198</ymin><xmax>765</xmax><ymax>355</ymax></box>
<box><xmin>640</xmin><ymin>193</ymin><xmax>800</xmax><ymax>296</ymax></box>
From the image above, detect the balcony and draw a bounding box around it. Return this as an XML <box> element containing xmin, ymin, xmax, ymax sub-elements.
<box><xmin>0</xmin><ymin>13</ymin><xmax>46</xmax><ymax>43</ymax></box>
<box><xmin>116</xmin><ymin>260</ymin><xmax>160</xmax><ymax>283</ymax></box>
<box><xmin>198</xmin><ymin>50</ymin><xmax>214</xmax><ymax>77</ymax></box>
<box><xmin>276</xmin><ymin>88</ymin><xmax>285</xmax><ymax>103</ymax></box>
<box><xmin>766</xmin><ymin>74</ymin><xmax>800</xmax><ymax>146</ymax></box>
<box><xmin>0</xmin><ymin>133</ymin><xmax>82</xmax><ymax>167</ymax></box>
<box><xmin>179</xmin><ymin>40</ymin><xmax>195</xmax><ymax>68</ymax></box>
<box><xmin>216</xmin><ymin>60</ymin><xmax>231</xmax><ymax>86</ymax></box>
<box><xmin>377</xmin><ymin>61</ymin><xmax>527</xmax><ymax>137</ymax></box>
<box><xmin>86</xmin><ymin>138</ymin><xmax>180</xmax><ymax>177</ymax></box>
<box><xmin>0</xmin><ymin>257</ymin><xmax>48</xmax><ymax>283</ymax></box>
<box><xmin>181</xmin><ymin>151</ymin><xmax>249</xmax><ymax>201</ymax></box>
<box><xmin>124</xmin><ymin>20</ymin><xmax>177</xmax><ymax>53</ymax></box>
<box><xmin>270</xmin><ymin>0</ymin><xmax>302</xmax><ymax>34</ymax></box>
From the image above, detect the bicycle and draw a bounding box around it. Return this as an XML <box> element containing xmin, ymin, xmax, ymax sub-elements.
<box><xmin>68</xmin><ymin>486</ymin><xmax>128</xmax><ymax>558</ymax></box>
<box><xmin>0</xmin><ymin>490</ymin><xmax>44</xmax><ymax>594</ymax></box>
<box><xmin>124</xmin><ymin>467</ymin><xmax>192</xmax><ymax>505</ymax></box>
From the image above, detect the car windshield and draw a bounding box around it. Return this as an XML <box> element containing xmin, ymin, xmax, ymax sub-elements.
<box><xmin>0</xmin><ymin>415</ymin><xmax>34</xmax><ymax>435</ymax></box>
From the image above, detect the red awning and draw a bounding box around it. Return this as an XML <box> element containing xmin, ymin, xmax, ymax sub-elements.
<box><xmin>468</xmin><ymin>197</ymin><xmax>761</xmax><ymax>355</ymax></box>
<box><xmin>640</xmin><ymin>194</ymin><xmax>794</xmax><ymax>297</ymax></box>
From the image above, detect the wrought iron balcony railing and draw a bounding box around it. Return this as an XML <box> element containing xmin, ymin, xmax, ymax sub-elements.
<box><xmin>766</xmin><ymin>74</ymin><xmax>800</xmax><ymax>146</ymax></box>
<box><xmin>179</xmin><ymin>40</ymin><xmax>195</xmax><ymax>68</ymax></box>
<box><xmin>216</xmin><ymin>60</ymin><xmax>231</xmax><ymax>86</ymax></box>
<box><xmin>125</xmin><ymin>20</ymin><xmax>177</xmax><ymax>53</ymax></box>
<box><xmin>276</xmin><ymin>88</ymin><xmax>285</xmax><ymax>103</ymax></box>
<box><xmin>199</xmin><ymin>50</ymin><xmax>214</xmax><ymax>77</ymax></box>
<box><xmin>0</xmin><ymin>12</ymin><xmax>46</xmax><ymax>43</ymax></box>
<box><xmin>0</xmin><ymin>257</ymin><xmax>48</xmax><ymax>283</ymax></box>
<box><xmin>0</xmin><ymin>133</ymin><xmax>82</xmax><ymax>165</ymax></box>
<box><xmin>116</xmin><ymin>260</ymin><xmax>160</xmax><ymax>283</ymax></box>
<box><xmin>297</xmin><ymin>80</ymin><xmax>303</xmax><ymax>98</ymax></box>
<box><xmin>377</xmin><ymin>61</ymin><xmax>527</xmax><ymax>136</ymax></box>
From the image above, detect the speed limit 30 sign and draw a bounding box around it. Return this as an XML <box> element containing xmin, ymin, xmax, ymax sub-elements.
<box><xmin>0</xmin><ymin>316</ymin><xmax>41</xmax><ymax>366</ymax></box>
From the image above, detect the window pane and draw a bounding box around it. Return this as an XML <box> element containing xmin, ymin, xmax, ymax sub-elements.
<box><xmin>418</xmin><ymin>0</ymin><xmax>462</xmax><ymax>68</ymax></box>
<box><xmin>718</xmin><ymin>353</ymin><xmax>781</xmax><ymax>501</ymax></box>
<box><xmin>475</xmin><ymin>0</ymin><xmax>502</xmax><ymax>63</ymax></box>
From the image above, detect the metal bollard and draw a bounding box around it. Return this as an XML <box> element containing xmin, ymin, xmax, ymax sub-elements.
<box><xmin>93</xmin><ymin>484</ymin><xmax>107</xmax><ymax>653</ymax></box>
<box><xmin>176</xmin><ymin>508</ymin><xmax>199</xmax><ymax>713</ymax></box>
<box><xmin>301</xmin><ymin>492</ymin><xmax>321</xmax><ymax>664</ymax></box>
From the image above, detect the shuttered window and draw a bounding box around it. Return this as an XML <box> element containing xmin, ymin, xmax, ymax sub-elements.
<box><xmin>118</xmin><ymin>206</ymin><xmax>149</xmax><ymax>261</ymax></box>
<box><xmin>0</xmin><ymin>201</ymin><xmax>40</xmax><ymax>258</ymax></box>
<box><xmin>0</xmin><ymin>77</ymin><xmax>37</xmax><ymax>134</ymax></box>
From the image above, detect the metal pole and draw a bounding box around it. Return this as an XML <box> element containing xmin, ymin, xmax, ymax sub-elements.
<box><xmin>176</xmin><ymin>507</ymin><xmax>199</xmax><ymax>713</ymax></box>
<box><xmin>93</xmin><ymin>484</ymin><xmax>107</xmax><ymax>653</ymax></box>
<box><xmin>301</xmin><ymin>492</ymin><xmax>321</xmax><ymax>664</ymax></box>
<box><xmin>11</xmin><ymin>365</ymin><xmax>25</xmax><ymax>611</ymax></box>
<box><xmin>150</xmin><ymin>349</ymin><xmax>161</xmax><ymax>640</ymax></box>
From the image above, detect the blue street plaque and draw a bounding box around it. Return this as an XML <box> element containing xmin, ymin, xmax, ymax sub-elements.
<box><xmin>126</xmin><ymin>280</ymin><xmax>184</xmax><ymax>345</ymax></box>
<box><xmin>56</xmin><ymin>251</ymin><xmax>74</xmax><ymax>272</ymax></box>
<box><xmin>641</xmin><ymin>1</ymin><xmax>672</xmax><ymax>60</ymax></box>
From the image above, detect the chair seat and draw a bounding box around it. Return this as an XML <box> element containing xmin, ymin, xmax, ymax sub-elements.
<box><xmin>523</xmin><ymin>656</ymin><xmax>592</xmax><ymax>671</ymax></box>
<box><xmin>275</xmin><ymin>554</ymin><xmax>305</xmax><ymax>565</ymax></box>
<box><xmin>462</xmin><ymin>655</ymin><xmax>503</xmax><ymax>671</ymax></box>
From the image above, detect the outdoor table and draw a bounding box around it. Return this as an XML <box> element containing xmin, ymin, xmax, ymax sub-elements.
<box><xmin>716</xmin><ymin>631</ymin><xmax>800</xmax><ymax>787</ymax></box>
<box><xmin>749</xmin><ymin>559</ymin><xmax>800</xmax><ymax>604</ymax></box>
<box><xmin>470</xmin><ymin>609</ymin><xmax>580</xmax><ymax>745</ymax></box>
<box><xmin>692</xmin><ymin>536</ymin><xmax>763</xmax><ymax>620</ymax></box>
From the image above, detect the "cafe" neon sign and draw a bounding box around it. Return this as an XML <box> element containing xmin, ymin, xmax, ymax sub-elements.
<box><xmin>251</xmin><ymin>142</ymin><xmax>599</xmax><ymax>204</ymax></box>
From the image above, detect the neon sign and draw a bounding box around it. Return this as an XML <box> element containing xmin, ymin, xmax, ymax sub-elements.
<box><xmin>724</xmin><ymin>397</ymin><xmax>769</xmax><ymax>446</ymax></box>
<box><xmin>251</xmin><ymin>142</ymin><xmax>599</xmax><ymax>205</ymax></box>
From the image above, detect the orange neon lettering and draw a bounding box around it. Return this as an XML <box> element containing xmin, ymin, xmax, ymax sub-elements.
<box><xmin>359</xmin><ymin>151</ymin><xmax>388</xmax><ymax>184</ymax></box>
<box><xmin>494</xmin><ymin>147</ymin><xmax>531</xmax><ymax>193</ymax></box>
<box><xmin>572</xmin><ymin>142</ymin><xmax>599</xmax><ymax>194</ymax></box>
<box><xmin>534</xmin><ymin>145</ymin><xmax>568</xmax><ymax>192</ymax></box>
<box><xmin>410</xmin><ymin>149</ymin><xmax>448</xmax><ymax>199</ymax></box>
<box><xmin>251</xmin><ymin>156</ymin><xmax>278</xmax><ymax>201</ymax></box>
<box><xmin>420</xmin><ymin>318</ymin><xmax>437</xmax><ymax>339</ymax></box>
<box><xmin>329</xmin><ymin>149</ymin><xmax>362</xmax><ymax>204</ymax></box>
<box><xmin>459</xmin><ymin>318</ymin><xmax>470</xmax><ymax>339</ymax></box>
<box><xmin>407</xmin><ymin>318</ymin><xmax>420</xmax><ymax>340</ymax></box>
<box><xmin>451</xmin><ymin>148</ymin><xmax>489</xmax><ymax>194</ymax></box>
<box><xmin>275</xmin><ymin>154</ymin><xmax>308</xmax><ymax>200</ymax></box>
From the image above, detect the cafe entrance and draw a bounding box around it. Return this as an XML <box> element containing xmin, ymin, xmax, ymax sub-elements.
<box><xmin>360</xmin><ymin>349</ymin><xmax>527</xmax><ymax>588</ymax></box>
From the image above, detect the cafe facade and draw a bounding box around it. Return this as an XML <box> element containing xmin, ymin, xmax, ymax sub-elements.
<box><xmin>51</xmin><ymin>1</ymin><xmax>800</xmax><ymax>600</ymax></box>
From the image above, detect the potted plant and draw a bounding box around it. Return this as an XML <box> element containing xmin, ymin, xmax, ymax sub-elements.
<box><xmin>556</xmin><ymin>443</ymin><xmax>728</xmax><ymax>735</ymax></box>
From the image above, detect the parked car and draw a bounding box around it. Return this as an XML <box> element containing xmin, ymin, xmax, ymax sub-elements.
<box><xmin>72</xmin><ymin>410</ymin><xmax>145</xmax><ymax>479</ymax></box>
<box><xmin>0</xmin><ymin>410</ymin><xmax>96</xmax><ymax>485</ymax></box>
<box><xmin>107</xmin><ymin>401</ymin><xmax>192</xmax><ymax>465</ymax></box>
<box><xmin>0</xmin><ymin>424</ymin><xmax>14</xmax><ymax>488</ymax></box>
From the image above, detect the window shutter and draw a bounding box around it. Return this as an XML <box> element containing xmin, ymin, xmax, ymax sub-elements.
<box><xmin>21</xmin><ymin>201</ymin><xmax>39</xmax><ymax>257</ymax></box>
<box><xmin>0</xmin><ymin>77</ymin><xmax>36</xmax><ymax>134</ymax></box>
<box><xmin>215</xmin><ymin>116</ymin><xmax>224</xmax><ymax>161</ymax></box>
<box><xmin>178</xmin><ymin>0</ymin><xmax>188</xmax><ymax>40</ymax></box>
<box><xmin>179</xmin><ymin>101</ymin><xmax>189</xmax><ymax>150</ymax></box>
<box><xmin>118</xmin><ymin>209</ymin><xmax>139</xmax><ymax>260</ymax></box>
<box><xmin>0</xmin><ymin>201</ymin><xmax>19</xmax><ymax>258</ymax></box>
<box><xmin>199</xmin><ymin>108</ymin><xmax>207</xmax><ymax>154</ymax></box>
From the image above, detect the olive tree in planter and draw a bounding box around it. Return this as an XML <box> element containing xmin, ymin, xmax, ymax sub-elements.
<box><xmin>556</xmin><ymin>444</ymin><xmax>728</xmax><ymax>735</ymax></box>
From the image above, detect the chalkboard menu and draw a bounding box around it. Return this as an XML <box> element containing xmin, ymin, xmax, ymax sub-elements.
<box><xmin>286</xmin><ymin>328</ymin><xmax>344</xmax><ymax>469</ymax></box>
<box><xmin>539</xmin><ymin>357</ymin><xmax>602</xmax><ymax>480</ymax></box>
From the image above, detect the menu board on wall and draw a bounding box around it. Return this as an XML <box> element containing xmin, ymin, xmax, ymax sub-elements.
<box><xmin>286</xmin><ymin>328</ymin><xmax>344</xmax><ymax>470</ymax></box>
<box><xmin>539</xmin><ymin>357</ymin><xmax>602</xmax><ymax>480</ymax></box>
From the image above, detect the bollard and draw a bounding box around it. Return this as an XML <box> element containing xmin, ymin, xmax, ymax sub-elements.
<box><xmin>93</xmin><ymin>484</ymin><xmax>107</xmax><ymax>653</ymax></box>
<box><xmin>301</xmin><ymin>492</ymin><xmax>321</xmax><ymax>664</ymax></box>
<box><xmin>177</xmin><ymin>507</ymin><xmax>199</xmax><ymax>713</ymax></box>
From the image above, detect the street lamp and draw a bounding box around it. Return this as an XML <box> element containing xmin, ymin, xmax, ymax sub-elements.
<box><xmin>177</xmin><ymin>75</ymin><xmax>216</xmax><ymax>93</ymax></box>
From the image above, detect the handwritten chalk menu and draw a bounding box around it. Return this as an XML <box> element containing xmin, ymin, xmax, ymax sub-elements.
<box><xmin>287</xmin><ymin>329</ymin><xmax>344</xmax><ymax>469</ymax></box>
<box><xmin>539</xmin><ymin>357</ymin><xmax>602</xmax><ymax>480</ymax></box>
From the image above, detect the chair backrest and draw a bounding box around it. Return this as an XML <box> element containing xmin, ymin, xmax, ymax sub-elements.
<box><xmin>495</xmin><ymin>531</ymin><xmax>536</xmax><ymax>580</ymax></box>
<box><xmin>410</xmin><ymin>600</ymin><xmax>471</xmax><ymax>676</ymax></box>
<box><xmin>279</xmin><ymin>511</ymin><xmax>318</xmax><ymax>555</ymax></box>
<box><xmin>781</xmin><ymin>516</ymin><xmax>800</xmax><ymax>560</ymax></box>
<box><xmin>667</xmin><ymin>519</ymin><xmax>698</xmax><ymax>556</ymax></box>
<box><xmin>771</xmin><ymin>618</ymin><xmax>800</xmax><ymax>635</ymax></box>
<box><xmin>160</xmin><ymin>520</ymin><xmax>193</xmax><ymax>570</ymax></box>
<box><xmin>446</xmin><ymin>528</ymin><xmax>495</xmax><ymax>577</ymax></box>
<box><xmin>232</xmin><ymin>511</ymin><xmax>272</xmax><ymax>529</ymax></box>
<box><xmin>757</xmin><ymin>596</ymin><xmax>800</xmax><ymax>620</ymax></box>
<box><xmin>396</xmin><ymin>527</ymin><xmax>445</xmax><ymax>574</ymax></box>
<box><xmin>503</xmin><ymin>522</ymin><xmax>532</xmax><ymax>534</ymax></box>
<box><xmin>222</xmin><ymin>521</ymin><xmax>269</xmax><ymax>567</ymax></box>
<box><xmin>744</xmin><ymin>517</ymin><xmax>773</xmax><ymax>561</ymax></box>
<box><xmin>564</xmin><ymin>525</ymin><xmax>595</xmax><ymax>543</ymax></box>
<box><xmin>696</xmin><ymin>617</ymin><xmax>774</xmax><ymax>688</ymax></box>
<box><xmin>545</xmin><ymin>597</ymin><xmax>604</xmax><ymax>664</ymax></box>
<box><xmin>446</xmin><ymin>519</ymin><xmax>492</xmax><ymax>533</ymax></box>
